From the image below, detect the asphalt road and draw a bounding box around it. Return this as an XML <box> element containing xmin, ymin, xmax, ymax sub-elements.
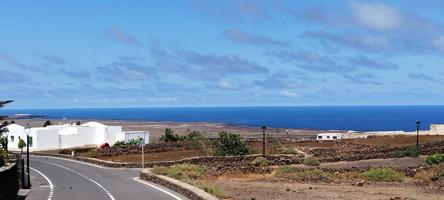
<box><xmin>27</xmin><ymin>156</ymin><xmax>188</xmax><ymax>200</ymax></box>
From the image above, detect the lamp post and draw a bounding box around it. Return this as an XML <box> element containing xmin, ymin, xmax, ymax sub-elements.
<box><xmin>25</xmin><ymin>123</ymin><xmax>31</xmax><ymax>188</ymax></box>
<box><xmin>416</xmin><ymin>120</ymin><xmax>421</xmax><ymax>149</ymax></box>
<box><xmin>261</xmin><ymin>126</ymin><xmax>266</xmax><ymax>157</ymax></box>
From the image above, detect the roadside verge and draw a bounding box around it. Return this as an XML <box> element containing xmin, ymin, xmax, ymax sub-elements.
<box><xmin>139</xmin><ymin>169</ymin><xmax>218</xmax><ymax>200</ymax></box>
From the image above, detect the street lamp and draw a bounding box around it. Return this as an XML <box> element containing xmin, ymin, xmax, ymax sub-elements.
<box><xmin>261</xmin><ymin>126</ymin><xmax>267</xmax><ymax>157</ymax></box>
<box><xmin>25</xmin><ymin>123</ymin><xmax>31</xmax><ymax>188</ymax></box>
<box><xmin>416</xmin><ymin>120</ymin><xmax>421</xmax><ymax>149</ymax></box>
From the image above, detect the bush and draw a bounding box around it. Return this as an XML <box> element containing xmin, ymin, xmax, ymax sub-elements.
<box><xmin>0</xmin><ymin>149</ymin><xmax>10</xmax><ymax>166</ymax></box>
<box><xmin>186</xmin><ymin>131</ymin><xmax>203</xmax><ymax>141</ymax></box>
<box><xmin>277</xmin><ymin>148</ymin><xmax>298</xmax><ymax>155</ymax></box>
<box><xmin>406</xmin><ymin>146</ymin><xmax>420</xmax><ymax>157</ymax></box>
<box><xmin>85</xmin><ymin>149</ymin><xmax>99</xmax><ymax>158</ymax></box>
<box><xmin>17</xmin><ymin>139</ymin><xmax>26</xmax><ymax>152</ymax></box>
<box><xmin>362</xmin><ymin>168</ymin><xmax>403</xmax><ymax>182</ymax></box>
<box><xmin>160</xmin><ymin>128</ymin><xmax>186</xmax><ymax>142</ymax></box>
<box><xmin>43</xmin><ymin>120</ymin><xmax>52</xmax><ymax>127</ymax></box>
<box><xmin>425</xmin><ymin>153</ymin><xmax>444</xmax><ymax>165</ymax></box>
<box><xmin>303</xmin><ymin>157</ymin><xmax>320</xmax><ymax>166</ymax></box>
<box><xmin>393</xmin><ymin>146</ymin><xmax>420</xmax><ymax>158</ymax></box>
<box><xmin>113</xmin><ymin>138</ymin><xmax>144</xmax><ymax>147</ymax></box>
<box><xmin>215</xmin><ymin>132</ymin><xmax>253</xmax><ymax>156</ymax></box>
<box><xmin>251</xmin><ymin>157</ymin><xmax>269</xmax><ymax>167</ymax></box>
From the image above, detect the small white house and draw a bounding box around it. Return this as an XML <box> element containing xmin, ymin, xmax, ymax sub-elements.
<box><xmin>5</xmin><ymin>122</ymin><xmax>149</xmax><ymax>151</ymax></box>
<box><xmin>317</xmin><ymin>133</ymin><xmax>342</xmax><ymax>140</ymax></box>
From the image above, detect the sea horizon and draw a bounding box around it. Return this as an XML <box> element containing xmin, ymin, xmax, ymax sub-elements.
<box><xmin>2</xmin><ymin>105</ymin><xmax>444</xmax><ymax>132</ymax></box>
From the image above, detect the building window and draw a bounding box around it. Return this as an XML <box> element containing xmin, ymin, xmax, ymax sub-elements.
<box><xmin>318</xmin><ymin>136</ymin><xmax>322</xmax><ymax>139</ymax></box>
<box><xmin>28</xmin><ymin>136</ymin><xmax>33</xmax><ymax>147</ymax></box>
<box><xmin>10</xmin><ymin>136</ymin><xmax>14</xmax><ymax>142</ymax></box>
<box><xmin>333</xmin><ymin>136</ymin><xmax>338</xmax><ymax>139</ymax></box>
<box><xmin>326</xmin><ymin>136</ymin><xmax>330</xmax><ymax>139</ymax></box>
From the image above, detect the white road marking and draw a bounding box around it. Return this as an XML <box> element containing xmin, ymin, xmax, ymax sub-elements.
<box><xmin>45</xmin><ymin>161</ymin><xmax>116</xmax><ymax>200</ymax></box>
<box><xmin>133</xmin><ymin>177</ymin><xmax>183</xmax><ymax>200</ymax></box>
<box><xmin>30</xmin><ymin>167</ymin><xmax>54</xmax><ymax>200</ymax></box>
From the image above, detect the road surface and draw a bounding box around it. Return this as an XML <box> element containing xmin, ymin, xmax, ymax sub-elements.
<box><xmin>27</xmin><ymin>156</ymin><xmax>187</xmax><ymax>200</ymax></box>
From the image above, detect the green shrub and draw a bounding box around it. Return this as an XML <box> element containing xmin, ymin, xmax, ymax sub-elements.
<box><xmin>186</xmin><ymin>131</ymin><xmax>204</xmax><ymax>141</ymax></box>
<box><xmin>152</xmin><ymin>164</ymin><xmax>207</xmax><ymax>183</ymax></box>
<box><xmin>215</xmin><ymin>132</ymin><xmax>253</xmax><ymax>156</ymax></box>
<box><xmin>393</xmin><ymin>149</ymin><xmax>406</xmax><ymax>158</ymax></box>
<box><xmin>406</xmin><ymin>146</ymin><xmax>420</xmax><ymax>157</ymax></box>
<box><xmin>303</xmin><ymin>157</ymin><xmax>320</xmax><ymax>166</ymax></box>
<box><xmin>85</xmin><ymin>149</ymin><xmax>99</xmax><ymax>158</ymax></box>
<box><xmin>113</xmin><ymin>137</ymin><xmax>144</xmax><ymax>147</ymax></box>
<box><xmin>362</xmin><ymin>168</ymin><xmax>403</xmax><ymax>182</ymax></box>
<box><xmin>17</xmin><ymin>139</ymin><xmax>26</xmax><ymax>152</ymax></box>
<box><xmin>393</xmin><ymin>146</ymin><xmax>420</xmax><ymax>158</ymax></box>
<box><xmin>251</xmin><ymin>157</ymin><xmax>269</xmax><ymax>167</ymax></box>
<box><xmin>425</xmin><ymin>153</ymin><xmax>444</xmax><ymax>165</ymax></box>
<box><xmin>160</xmin><ymin>128</ymin><xmax>186</xmax><ymax>142</ymax></box>
<box><xmin>0</xmin><ymin>149</ymin><xmax>10</xmax><ymax>166</ymax></box>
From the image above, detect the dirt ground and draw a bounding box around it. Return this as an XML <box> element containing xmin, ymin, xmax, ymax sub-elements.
<box><xmin>207</xmin><ymin>157</ymin><xmax>442</xmax><ymax>200</ymax></box>
<box><xmin>214</xmin><ymin>180</ymin><xmax>442</xmax><ymax>200</ymax></box>
<box><xmin>97</xmin><ymin>149</ymin><xmax>207</xmax><ymax>162</ymax></box>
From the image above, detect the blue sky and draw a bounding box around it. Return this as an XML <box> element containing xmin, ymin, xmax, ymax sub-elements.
<box><xmin>1</xmin><ymin>0</ymin><xmax>444</xmax><ymax>108</ymax></box>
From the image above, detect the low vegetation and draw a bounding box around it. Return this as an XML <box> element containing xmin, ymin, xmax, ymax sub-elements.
<box><xmin>152</xmin><ymin>164</ymin><xmax>207</xmax><ymax>183</ymax></box>
<box><xmin>362</xmin><ymin>168</ymin><xmax>404</xmax><ymax>182</ymax></box>
<box><xmin>160</xmin><ymin>129</ymin><xmax>204</xmax><ymax>142</ymax></box>
<box><xmin>251</xmin><ymin>157</ymin><xmax>269</xmax><ymax>167</ymax></box>
<box><xmin>277</xmin><ymin>147</ymin><xmax>298</xmax><ymax>155</ymax></box>
<box><xmin>152</xmin><ymin>164</ymin><xmax>227</xmax><ymax>198</ymax></box>
<box><xmin>425</xmin><ymin>153</ymin><xmax>444</xmax><ymax>165</ymax></box>
<box><xmin>274</xmin><ymin>166</ymin><xmax>404</xmax><ymax>182</ymax></box>
<box><xmin>303</xmin><ymin>157</ymin><xmax>320</xmax><ymax>166</ymax></box>
<box><xmin>113</xmin><ymin>137</ymin><xmax>144</xmax><ymax>147</ymax></box>
<box><xmin>274</xmin><ymin>166</ymin><xmax>328</xmax><ymax>181</ymax></box>
<box><xmin>393</xmin><ymin>145</ymin><xmax>420</xmax><ymax>158</ymax></box>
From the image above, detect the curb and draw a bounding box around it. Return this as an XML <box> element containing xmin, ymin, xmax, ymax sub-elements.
<box><xmin>140</xmin><ymin>169</ymin><xmax>218</xmax><ymax>200</ymax></box>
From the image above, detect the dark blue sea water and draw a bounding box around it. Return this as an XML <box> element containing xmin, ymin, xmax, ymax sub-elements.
<box><xmin>2</xmin><ymin>106</ymin><xmax>444</xmax><ymax>131</ymax></box>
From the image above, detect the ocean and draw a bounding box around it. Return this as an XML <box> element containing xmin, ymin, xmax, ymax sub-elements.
<box><xmin>2</xmin><ymin>106</ymin><xmax>444</xmax><ymax>131</ymax></box>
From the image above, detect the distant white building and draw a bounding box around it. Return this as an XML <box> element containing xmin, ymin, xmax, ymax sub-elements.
<box><xmin>317</xmin><ymin>133</ymin><xmax>342</xmax><ymax>140</ymax></box>
<box><xmin>6</xmin><ymin>122</ymin><xmax>149</xmax><ymax>151</ymax></box>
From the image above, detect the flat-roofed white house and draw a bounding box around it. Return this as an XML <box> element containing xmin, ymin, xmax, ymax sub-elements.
<box><xmin>317</xmin><ymin>133</ymin><xmax>342</xmax><ymax>140</ymax></box>
<box><xmin>6</xmin><ymin>122</ymin><xmax>149</xmax><ymax>151</ymax></box>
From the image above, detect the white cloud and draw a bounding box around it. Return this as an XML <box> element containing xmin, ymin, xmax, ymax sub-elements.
<box><xmin>146</xmin><ymin>97</ymin><xmax>177</xmax><ymax>102</ymax></box>
<box><xmin>350</xmin><ymin>1</ymin><xmax>402</xmax><ymax>31</ymax></box>
<box><xmin>279</xmin><ymin>90</ymin><xmax>300</xmax><ymax>98</ymax></box>
<box><xmin>215</xmin><ymin>80</ymin><xmax>240</xmax><ymax>90</ymax></box>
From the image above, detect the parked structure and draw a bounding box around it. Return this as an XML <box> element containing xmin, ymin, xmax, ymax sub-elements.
<box><xmin>6</xmin><ymin>122</ymin><xmax>149</xmax><ymax>151</ymax></box>
<box><xmin>317</xmin><ymin>133</ymin><xmax>342</xmax><ymax>140</ymax></box>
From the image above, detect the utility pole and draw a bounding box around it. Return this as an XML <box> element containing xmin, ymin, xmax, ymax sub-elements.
<box><xmin>261</xmin><ymin>126</ymin><xmax>266</xmax><ymax>157</ymax></box>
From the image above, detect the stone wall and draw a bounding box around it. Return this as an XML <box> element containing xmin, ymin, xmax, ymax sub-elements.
<box><xmin>313</xmin><ymin>141</ymin><xmax>444</xmax><ymax>163</ymax></box>
<box><xmin>0</xmin><ymin>163</ymin><xmax>19</xmax><ymax>200</ymax></box>
<box><xmin>32</xmin><ymin>152</ymin><xmax>304</xmax><ymax>173</ymax></box>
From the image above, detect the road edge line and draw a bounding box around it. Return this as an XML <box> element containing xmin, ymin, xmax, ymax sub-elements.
<box><xmin>30</xmin><ymin>167</ymin><xmax>54</xmax><ymax>200</ymax></box>
<box><xmin>133</xmin><ymin>177</ymin><xmax>183</xmax><ymax>200</ymax></box>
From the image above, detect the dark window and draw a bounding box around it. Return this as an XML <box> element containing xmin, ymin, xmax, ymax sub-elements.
<box><xmin>10</xmin><ymin>136</ymin><xmax>14</xmax><ymax>142</ymax></box>
<box><xmin>333</xmin><ymin>136</ymin><xmax>338</xmax><ymax>139</ymax></box>
<box><xmin>28</xmin><ymin>136</ymin><xmax>33</xmax><ymax>147</ymax></box>
<box><xmin>326</xmin><ymin>136</ymin><xmax>330</xmax><ymax>139</ymax></box>
<box><xmin>318</xmin><ymin>136</ymin><xmax>322</xmax><ymax>139</ymax></box>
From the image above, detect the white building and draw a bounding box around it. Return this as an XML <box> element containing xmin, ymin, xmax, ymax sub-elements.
<box><xmin>6</xmin><ymin>122</ymin><xmax>149</xmax><ymax>151</ymax></box>
<box><xmin>317</xmin><ymin>133</ymin><xmax>342</xmax><ymax>140</ymax></box>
